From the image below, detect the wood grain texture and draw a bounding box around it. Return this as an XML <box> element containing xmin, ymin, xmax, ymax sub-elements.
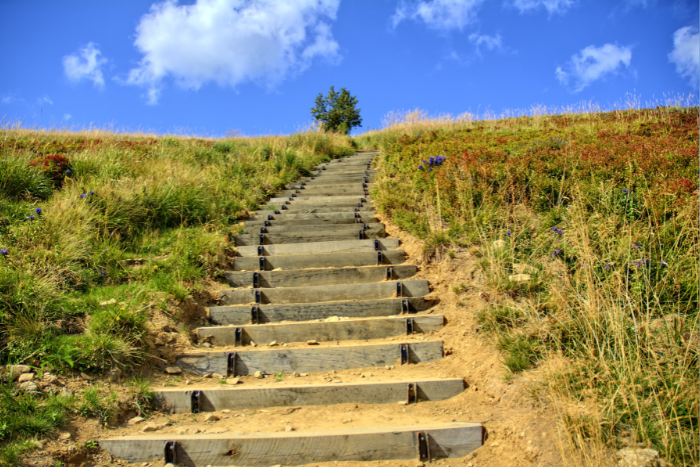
<box><xmin>263</xmin><ymin>202</ymin><xmax>374</xmax><ymax>211</ymax></box>
<box><xmin>232</xmin><ymin>249</ymin><xmax>404</xmax><ymax>270</ymax></box>
<box><xmin>241</xmin><ymin>222</ymin><xmax>384</xmax><ymax>235</ymax></box>
<box><xmin>176</xmin><ymin>341</ymin><xmax>444</xmax><ymax>376</ymax></box>
<box><xmin>208</xmin><ymin>297</ymin><xmax>438</xmax><ymax>325</ymax></box>
<box><xmin>253</xmin><ymin>207</ymin><xmax>376</xmax><ymax>216</ymax></box>
<box><xmin>234</xmin><ymin>228</ymin><xmax>385</xmax><ymax>246</ymax></box>
<box><xmin>219</xmin><ymin>279</ymin><xmax>429</xmax><ymax>305</ymax></box>
<box><xmin>154</xmin><ymin>378</ymin><xmax>464</xmax><ymax>412</ymax></box>
<box><xmin>99</xmin><ymin>422</ymin><xmax>483</xmax><ymax>465</ymax></box>
<box><xmin>277</xmin><ymin>188</ymin><xmax>367</xmax><ymax>197</ymax></box>
<box><xmin>269</xmin><ymin>195</ymin><xmax>371</xmax><ymax>203</ymax></box>
<box><xmin>246</xmin><ymin>214</ymin><xmax>377</xmax><ymax>226</ymax></box>
<box><xmin>223</xmin><ymin>265</ymin><xmax>417</xmax><ymax>288</ymax></box>
<box><xmin>287</xmin><ymin>182</ymin><xmax>375</xmax><ymax>190</ymax></box>
<box><xmin>198</xmin><ymin>315</ymin><xmax>444</xmax><ymax>345</ymax></box>
<box><xmin>235</xmin><ymin>238</ymin><xmax>399</xmax><ymax>257</ymax></box>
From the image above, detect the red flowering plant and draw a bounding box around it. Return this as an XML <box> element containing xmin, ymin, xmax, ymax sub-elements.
<box><xmin>28</xmin><ymin>154</ymin><xmax>73</xmax><ymax>188</ymax></box>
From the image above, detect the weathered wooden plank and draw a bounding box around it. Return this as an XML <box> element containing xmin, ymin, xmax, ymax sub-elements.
<box><xmin>99</xmin><ymin>422</ymin><xmax>483</xmax><ymax>465</ymax></box>
<box><xmin>269</xmin><ymin>195</ymin><xmax>370</xmax><ymax>203</ymax></box>
<box><xmin>296</xmin><ymin>176</ymin><xmax>375</xmax><ymax>185</ymax></box>
<box><xmin>253</xmin><ymin>206</ymin><xmax>376</xmax><ymax>216</ymax></box>
<box><xmin>198</xmin><ymin>315</ymin><xmax>443</xmax><ymax>346</ymax></box>
<box><xmin>176</xmin><ymin>341</ymin><xmax>444</xmax><ymax>376</ymax></box>
<box><xmin>311</xmin><ymin>169</ymin><xmax>378</xmax><ymax>177</ymax></box>
<box><xmin>219</xmin><ymin>279</ymin><xmax>428</xmax><ymax>306</ymax></box>
<box><xmin>208</xmin><ymin>297</ymin><xmax>437</xmax><ymax>325</ymax></box>
<box><xmin>233</xmin><ymin>228</ymin><xmax>385</xmax><ymax>246</ymax></box>
<box><xmin>236</xmin><ymin>238</ymin><xmax>399</xmax><ymax>257</ymax></box>
<box><xmin>245</xmin><ymin>214</ymin><xmax>377</xmax><ymax>226</ymax></box>
<box><xmin>264</xmin><ymin>201</ymin><xmax>374</xmax><ymax>211</ymax></box>
<box><xmin>154</xmin><ymin>378</ymin><xmax>464</xmax><ymax>413</ymax></box>
<box><xmin>232</xmin><ymin>249</ymin><xmax>404</xmax><ymax>270</ymax></box>
<box><xmin>223</xmin><ymin>265</ymin><xmax>417</xmax><ymax>288</ymax></box>
<box><xmin>241</xmin><ymin>222</ymin><xmax>384</xmax><ymax>235</ymax></box>
<box><xmin>287</xmin><ymin>182</ymin><xmax>375</xmax><ymax>190</ymax></box>
<box><xmin>277</xmin><ymin>188</ymin><xmax>367</xmax><ymax>197</ymax></box>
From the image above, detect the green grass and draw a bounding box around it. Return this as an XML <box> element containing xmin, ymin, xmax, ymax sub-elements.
<box><xmin>362</xmin><ymin>104</ymin><xmax>699</xmax><ymax>465</ymax></box>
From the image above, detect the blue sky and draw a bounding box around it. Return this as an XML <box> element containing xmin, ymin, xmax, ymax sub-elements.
<box><xmin>1</xmin><ymin>0</ymin><xmax>698</xmax><ymax>136</ymax></box>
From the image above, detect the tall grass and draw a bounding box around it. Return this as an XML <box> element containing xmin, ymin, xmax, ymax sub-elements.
<box><xmin>363</xmin><ymin>103</ymin><xmax>698</xmax><ymax>465</ymax></box>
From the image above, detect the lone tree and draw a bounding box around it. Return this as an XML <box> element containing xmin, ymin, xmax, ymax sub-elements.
<box><xmin>310</xmin><ymin>86</ymin><xmax>362</xmax><ymax>134</ymax></box>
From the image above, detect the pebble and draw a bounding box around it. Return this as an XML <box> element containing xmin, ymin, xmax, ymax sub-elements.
<box><xmin>141</xmin><ymin>423</ymin><xmax>164</xmax><ymax>432</ymax></box>
<box><xmin>18</xmin><ymin>373</ymin><xmax>34</xmax><ymax>383</ymax></box>
<box><xmin>269</xmin><ymin>341</ymin><xmax>278</xmax><ymax>347</ymax></box>
<box><xmin>292</xmin><ymin>372</ymin><xmax>300</xmax><ymax>377</ymax></box>
<box><xmin>59</xmin><ymin>432</ymin><xmax>71</xmax><ymax>440</ymax></box>
<box><xmin>307</xmin><ymin>340</ymin><xmax>319</xmax><ymax>345</ymax></box>
<box><xmin>300</xmin><ymin>373</ymin><xmax>308</xmax><ymax>377</ymax></box>
<box><xmin>128</xmin><ymin>416</ymin><xmax>145</xmax><ymax>426</ymax></box>
<box><xmin>80</xmin><ymin>372</ymin><xmax>95</xmax><ymax>381</ymax></box>
<box><xmin>204</xmin><ymin>414</ymin><xmax>220</xmax><ymax>422</ymax></box>
<box><xmin>203</xmin><ymin>342</ymin><xmax>211</xmax><ymax>348</ymax></box>
<box><xmin>203</xmin><ymin>373</ymin><xmax>213</xmax><ymax>378</ymax></box>
<box><xmin>226</xmin><ymin>377</ymin><xmax>240</xmax><ymax>385</ymax></box>
<box><xmin>19</xmin><ymin>381</ymin><xmax>39</xmax><ymax>392</ymax></box>
<box><xmin>212</xmin><ymin>373</ymin><xmax>224</xmax><ymax>379</ymax></box>
<box><xmin>165</xmin><ymin>366</ymin><xmax>182</xmax><ymax>375</ymax></box>
<box><xmin>7</xmin><ymin>365</ymin><xmax>31</xmax><ymax>376</ymax></box>
<box><xmin>254</xmin><ymin>371</ymin><xmax>264</xmax><ymax>379</ymax></box>
<box><xmin>285</xmin><ymin>426</ymin><xmax>294</xmax><ymax>432</ymax></box>
<box><xmin>99</xmin><ymin>298</ymin><xmax>117</xmax><ymax>306</ymax></box>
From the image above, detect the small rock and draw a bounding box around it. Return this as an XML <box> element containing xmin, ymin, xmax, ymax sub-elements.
<box><xmin>203</xmin><ymin>342</ymin><xmax>211</xmax><ymax>348</ymax></box>
<box><xmin>154</xmin><ymin>338</ymin><xmax>166</xmax><ymax>346</ymax></box>
<box><xmin>99</xmin><ymin>298</ymin><xmax>117</xmax><ymax>306</ymax></box>
<box><xmin>44</xmin><ymin>375</ymin><xmax>63</xmax><ymax>386</ymax></box>
<box><xmin>299</xmin><ymin>373</ymin><xmax>308</xmax><ymax>377</ymax></box>
<box><xmin>80</xmin><ymin>372</ymin><xmax>95</xmax><ymax>381</ymax></box>
<box><xmin>165</xmin><ymin>366</ymin><xmax>182</xmax><ymax>375</ymax></box>
<box><xmin>18</xmin><ymin>373</ymin><xmax>35</xmax><ymax>383</ymax></box>
<box><xmin>58</xmin><ymin>432</ymin><xmax>71</xmax><ymax>440</ymax></box>
<box><xmin>226</xmin><ymin>377</ymin><xmax>240</xmax><ymax>385</ymax></box>
<box><xmin>143</xmin><ymin>338</ymin><xmax>156</xmax><ymax>349</ymax></box>
<box><xmin>492</xmin><ymin>239</ymin><xmax>506</xmax><ymax>249</ymax></box>
<box><xmin>203</xmin><ymin>373</ymin><xmax>213</xmax><ymax>378</ymax></box>
<box><xmin>616</xmin><ymin>448</ymin><xmax>663</xmax><ymax>467</ymax></box>
<box><xmin>385</xmin><ymin>365</ymin><xmax>391</xmax><ymax>370</ymax></box>
<box><xmin>269</xmin><ymin>341</ymin><xmax>278</xmax><ymax>347</ymax></box>
<box><xmin>141</xmin><ymin>423</ymin><xmax>164</xmax><ymax>432</ymax></box>
<box><xmin>508</xmin><ymin>274</ymin><xmax>531</xmax><ymax>283</ymax></box>
<box><xmin>285</xmin><ymin>426</ymin><xmax>294</xmax><ymax>432</ymax></box>
<box><xmin>204</xmin><ymin>413</ymin><xmax>220</xmax><ymax>422</ymax></box>
<box><xmin>292</xmin><ymin>372</ymin><xmax>300</xmax><ymax>377</ymax></box>
<box><xmin>398</xmin><ymin>400</ymin><xmax>408</xmax><ymax>405</ymax></box>
<box><xmin>19</xmin><ymin>381</ymin><xmax>39</xmax><ymax>392</ymax></box>
<box><xmin>165</xmin><ymin>464</ymin><xmax>175</xmax><ymax>467</ymax></box>
<box><xmin>307</xmin><ymin>340</ymin><xmax>319</xmax><ymax>345</ymax></box>
<box><xmin>212</xmin><ymin>373</ymin><xmax>224</xmax><ymax>379</ymax></box>
<box><xmin>6</xmin><ymin>364</ymin><xmax>31</xmax><ymax>376</ymax></box>
<box><xmin>128</xmin><ymin>416</ymin><xmax>145</xmax><ymax>426</ymax></box>
<box><xmin>185</xmin><ymin>379</ymin><xmax>191</xmax><ymax>385</ymax></box>
<box><xmin>254</xmin><ymin>371</ymin><xmax>264</xmax><ymax>379</ymax></box>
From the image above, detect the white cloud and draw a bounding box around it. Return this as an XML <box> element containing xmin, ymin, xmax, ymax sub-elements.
<box><xmin>469</xmin><ymin>33</ymin><xmax>502</xmax><ymax>52</ymax></box>
<box><xmin>669</xmin><ymin>26</ymin><xmax>699</xmax><ymax>88</ymax></box>
<box><xmin>555</xmin><ymin>43</ymin><xmax>632</xmax><ymax>92</ymax></box>
<box><xmin>64</xmin><ymin>114</ymin><xmax>72</xmax><ymax>121</ymax></box>
<box><xmin>38</xmin><ymin>95</ymin><xmax>53</xmax><ymax>105</ymax></box>
<box><xmin>392</xmin><ymin>0</ymin><xmax>484</xmax><ymax>31</ymax></box>
<box><xmin>509</xmin><ymin>0</ymin><xmax>575</xmax><ymax>15</ymax></box>
<box><xmin>126</xmin><ymin>0</ymin><xmax>341</xmax><ymax>104</ymax></box>
<box><xmin>63</xmin><ymin>43</ymin><xmax>107</xmax><ymax>88</ymax></box>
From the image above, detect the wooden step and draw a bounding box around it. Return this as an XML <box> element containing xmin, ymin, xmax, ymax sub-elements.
<box><xmin>176</xmin><ymin>340</ymin><xmax>444</xmax><ymax>376</ymax></box>
<box><xmin>231</xmin><ymin>249</ymin><xmax>404</xmax><ymax>270</ymax></box>
<box><xmin>236</xmin><ymin>238</ymin><xmax>400</xmax><ymax>257</ymax></box>
<box><xmin>264</xmin><ymin>201</ymin><xmax>374</xmax><ymax>211</ymax></box>
<box><xmin>208</xmin><ymin>297</ymin><xmax>437</xmax><ymax>325</ymax></box>
<box><xmin>198</xmin><ymin>315</ymin><xmax>443</xmax><ymax>346</ymax></box>
<box><xmin>99</xmin><ymin>422</ymin><xmax>483</xmax><ymax>465</ymax></box>
<box><xmin>287</xmin><ymin>182</ymin><xmax>375</xmax><ymax>190</ymax></box>
<box><xmin>245</xmin><ymin>214</ymin><xmax>376</xmax><ymax>226</ymax></box>
<box><xmin>296</xmin><ymin>176</ymin><xmax>375</xmax><ymax>185</ymax></box>
<box><xmin>219</xmin><ymin>279</ymin><xmax>428</xmax><ymax>305</ymax></box>
<box><xmin>253</xmin><ymin>206</ymin><xmax>376</xmax><ymax>217</ymax></box>
<box><xmin>269</xmin><ymin>195</ymin><xmax>370</xmax><ymax>203</ymax></box>
<box><xmin>241</xmin><ymin>222</ymin><xmax>384</xmax><ymax>235</ymax></box>
<box><xmin>277</xmin><ymin>188</ymin><xmax>367</xmax><ymax>197</ymax></box>
<box><xmin>234</xmin><ymin>228</ymin><xmax>385</xmax><ymax>246</ymax></box>
<box><xmin>154</xmin><ymin>378</ymin><xmax>464</xmax><ymax>413</ymax></box>
<box><xmin>223</xmin><ymin>265</ymin><xmax>417</xmax><ymax>289</ymax></box>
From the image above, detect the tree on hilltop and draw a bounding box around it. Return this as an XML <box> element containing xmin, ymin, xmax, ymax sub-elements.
<box><xmin>310</xmin><ymin>86</ymin><xmax>362</xmax><ymax>134</ymax></box>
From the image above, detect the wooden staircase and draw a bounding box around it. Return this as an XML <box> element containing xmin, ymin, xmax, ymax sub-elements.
<box><xmin>99</xmin><ymin>150</ymin><xmax>483</xmax><ymax>466</ymax></box>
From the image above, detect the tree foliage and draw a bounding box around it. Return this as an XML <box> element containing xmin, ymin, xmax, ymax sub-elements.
<box><xmin>310</xmin><ymin>86</ymin><xmax>362</xmax><ymax>134</ymax></box>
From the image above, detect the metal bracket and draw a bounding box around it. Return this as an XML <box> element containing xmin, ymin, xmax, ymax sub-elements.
<box><xmin>259</xmin><ymin>256</ymin><xmax>265</xmax><ymax>271</ymax></box>
<box><xmin>264</xmin><ymin>220</ymin><xmax>270</xmax><ymax>227</ymax></box>
<box><xmin>401</xmin><ymin>298</ymin><xmax>410</xmax><ymax>314</ymax></box>
<box><xmin>257</xmin><ymin>246</ymin><xmax>263</xmax><ymax>256</ymax></box>
<box><xmin>377</xmin><ymin>251</ymin><xmax>383</xmax><ymax>265</ymax></box>
<box><xmin>362</xmin><ymin>183</ymin><xmax>367</xmax><ymax>189</ymax></box>
<box><xmin>406</xmin><ymin>318</ymin><xmax>415</xmax><ymax>335</ymax></box>
<box><xmin>260</xmin><ymin>227</ymin><xmax>266</xmax><ymax>234</ymax></box>
<box><xmin>400</xmin><ymin>344</ymin><xmax>409</xmax><ymax>364</ymax></box>
<box><xmin>274</xmin><ymin>210</ymin><xmax>281</xmax><ymax>214</ymax></box>
<box><xmin>291</xmin><ymin>194</ymin><xmax>296</xmax><ymax>198</ymax></box>
<box><xmin>251</xmin><ymin>306</ymin><xmax>259</xmax><ymax>324</ymax></box>
<box><xmin>234</xmin><ymin>327</ymin><xmax>242</xmax><ymax>346</ymax></box>
<box><xmin>359</xmin><ymin>198</ymin><xmax>365</xmax><ymax>203</ymax></box>
<box><xmin>357</xmin><ymin>203</ymin><xmax>362</xmax><ymax>208</ymax></box>
<box><xmin>359</xmin><ymin>230</ymin><xmax>364</xmax><ymax>240</ymax></box>
<box><xmin>374</xmin><ymin>239</ymin><xmax>379</xmax><ymax>250</ymax></box>
<box><xmin>255</xmin><ymin>290</ymin><xmax>261</xmax><ymax>304</ymax></box>
<box><xmin>267</xmin><ymin>215</ymin><xmax>273</xmax><ymax>221</ymax></box>
<box><xmin>227</xmin><ymin>352</ymin><xmax>237</xmax><ymax>376</ymax></box>
<box><xmin>191</xmin><ymin>390</ymin><xmax>201</xmax><ymax>414</ymax></box>
<box><xmin>396</xmin><ymin>281</ymin><xmax>403</xmax><ymax>297</ymax></box>
<box><xmin>164</xmin><ymin>441</ymin><xmax>178</xmax><ymax>465</ymax></box>
<box><xmin>295</xmin><ymin>190</ymin><xmax>300</xmax><ymax>193</ymax></box>
<box><xmin>301</xmin><ymin>182</ymin><xmax>306</xmax><ymax>187</ymax></box>
<box><xmin>284</xmin><ymin>201</ymin><xmax>290</xmax><ymax>205</ymax></box>
<box><xmin>386</xmin><ymin>267</ymin><xmax>393</xmax><ymax>280</ymax></box>
<box><xmin>281</xmin><ymin>205</ymin><xmax>287</xmax><ymax>210</ymax></box>
<box><xmin>417</xmin><ymin>432</ymin><xmax>431</xmax><ymax>461</ymax></box>
<box><xmin>363</xmin><ymin>223</ymin><xmax>368</xmax><ymax>230</ymax></box>
<box><xmin>407</xmin><ymin>383</ymin><xmax>417</xmax><ymax>404</ymax></box>
<box><xmin>259</xmin><ymin>234</ymin><xmax>265</xmax><ymax>245</ymax></box>
<box><xmin>364</xmin><ymin>177</ymin><xmax>369</xmax><ymax>183</ymax></box>
<box><xmin>253</xmin><ymin>272</ymin><xmax>259</xmax><ymax>288</ymax></box>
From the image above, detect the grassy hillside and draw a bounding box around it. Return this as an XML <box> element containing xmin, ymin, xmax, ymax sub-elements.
<box><xmin>359</xmin><ymin>106</ymin><xmax>698</xmax><ymax>465</ymax></box>
<box><xmin>0</xmin><ymin>129</ymin><xmax>354</xmax><ymax>464</ymax></box>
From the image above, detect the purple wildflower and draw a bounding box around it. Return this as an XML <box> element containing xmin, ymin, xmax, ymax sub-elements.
<box><xmin>89</xmin><ymin>191</ymin><xmax>94</xmax><ymax>195</ymax></box>
<box><xmin>418</xmin><ymin>165</ymin><xmax>423</xmax><ymax>170</ymax></box>
<box><xmin>27</xmin><ymin>215</ymin><xmax>35</xmax><ymax>220</ymax></box>
<box><xmin>623</xmin><ymin>189</ymin><xmax>629</xmax><ymax>194</ymax></box>
<box><xmin>35</xmin><ymin>208</ymin><xmax>42</xmax><ymax>215</ymax></box>
<box><xmin>79</xmin><ymin>194</ymin><xmax>87</xmax><ymax>198</ymax></box>
<box><xmin>0</xmin><ymin>249</ymin><xmax>7</xmax><ymax>257</ymax></box>
<box><xmin>506</xmin><ymin>231</ymin><xmax>511</xmax><ymax>236</ymax></box>
<box><xmin>660</xmin><ymin>261</ymin><xmax>668</xmax><ymax>267</ymax></box>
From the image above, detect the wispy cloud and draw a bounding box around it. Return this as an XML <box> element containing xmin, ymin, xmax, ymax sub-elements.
<box><xmin>555</xmin><ymin>43</ymin><xmax>632</xmax><ymax>92</ymax></box>
<box><xmin>63</xmin><ymin>43</ymin><xmax>107</xmax><ymax>88</ymax></box>
<box><xmin>125</xmin><ymin>0</ymin><xmax>341</xmax><ymax>105</ymax></box>
<box><xmin>391</xmin><ymin>0</ymin><xmax>485</xmax><ymax>32</ymax></box>
<box><xmin>668</xmin><ymin>26</ymin><xmax>699</xmax><ymax>88</ymax></box>
<box><xmin>469</xmin><ymin>33</ymin><xmax>503</xmax><ymax>53</ymax></box>
<box><xmin>38</xmin><ymin>96</ymin><xmax>53</xmax><ymax>105</ymax></box>
<box><xmin>509</xmin><ymin>0</ymin><xmax>576</xmax><ymax>15</ymax></box>
<box><xmin>63</xmin><ymin>114</ymin><xmax>72</xmax><ymax>121</ymax></box>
